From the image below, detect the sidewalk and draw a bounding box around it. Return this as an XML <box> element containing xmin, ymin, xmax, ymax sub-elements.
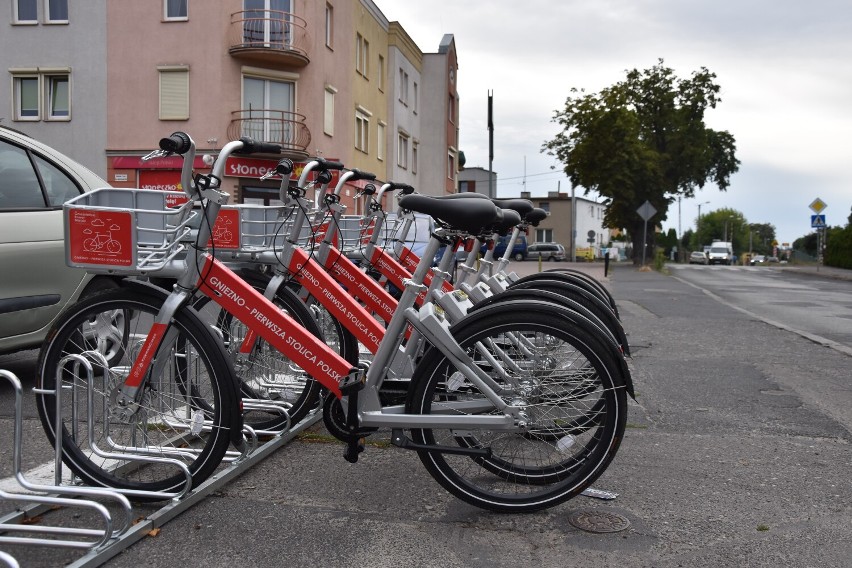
<box><xmin>773</xmin><ymin>263</ymin><xmax>852</xmax><ymax>281</ymax></box>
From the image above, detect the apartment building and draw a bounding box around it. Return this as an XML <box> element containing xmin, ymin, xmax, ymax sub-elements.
<box><xmin>2</xmin><ymin>0</ymin><xmax>459</xmax><ymax>210</ymax></box>
<box><xmin>458</xmin><ymin>166</ymin><xmax>496</xmax><ymax>198</ymax></box>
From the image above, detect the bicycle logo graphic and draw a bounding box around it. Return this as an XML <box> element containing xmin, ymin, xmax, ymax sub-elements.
<box><xmin>212</xmin><ymin>218</ymin><xmax>234</xmax><ymax>243</ymax></box>
<box><xmin>81</xmin><ymin>220</ymin><xmax>123</xmax><ymax>254</ymax></box>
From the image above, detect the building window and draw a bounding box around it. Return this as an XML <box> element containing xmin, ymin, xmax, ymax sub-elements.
<box><xmin>241</xmin><ymin>74</ymin><xmax>295</xmax><ymax>141</ymax></box>
<box><xmin>325</xmin><ymin>3</ymin><xmax>333</xmax><ymax>48</ymax></box>
<box><xmin>378</xmin><ymin>55</ymin><xmax>385</xmax><ymax>92</ymax></box>
<box><xmin>46</xmin><ymin>0</ymin><xmax>69</xmax><ymax>23</ymax></box>
<box><xmin>13</xmin><ymin>76</ymin><xmax>39</xmax><ymax>120</ymax></box>
<box><xmin>399</xmin><ymin>69</ymin><xmax>409</xmax><ymax>105</ymax></box>
<box><xmin>14</xmin><ymin>0</ymin><xmax>38</xmax><ymax>23</ymax></box>
<box><xmin>412</xmin><ymin>142</ymin><xmax>418</xmax><ymax>174</ymax></box>
<box><xmin>323</xmin><ymin>86</ymin><xmax>336</xmax><ymax>136</ymax></box>
<box><xmin>377</xmin><ymin>122</ymin><xmax>385</xmax><ymax>161</ymax></box>
<box><xmin>46</xmin><ymin>75</ymin><xmax>70</xmax><ymax>119</ymax></box>
<box><xmin>164</xmin><ymin>0</ymin><xmax>188</xmax><ymax>20</ymax></box>
<box><xmin>159</xmin><ymin>67</ymin><xmax>190</xmax><ymax>120</ymax></box>
<box><xmin>11</xmin><ymin>70</ymin><xmax>71</xmax><ymax>121</ymax></box>
<box><xmin>447</xmin><ymin>151</ymin><xmax>455</xmax><ymax>180</ymax></box>
<box><xmin>535</xmin><ymin>228</ymin><xmax>554</xmax><ymax>242</ymax></box>
<box><xmin>448</xmin><ymin>94</ymin><xmax>455</xmax><ymax>123</ymax></box>
<box><xmin>355</xmin><ymin>109</ymin><xmax>369</xmax><ymax>153</ymax></box>
<box><xmin>355</xmin><ymin>33</ymin><xmax>369</xmax><ymax>77</ymax></box>
<box><xmin>397</xmin><ymin>132</ymin><xmax>409</xmax><ymax>169</ymax></box>
<box><xmin>413</xmin><ymin>82</ymin><xmax>418</xmax><ymax>114</ymax></box>
<box><xmin>540</xmin><ymin>201</ymin><xmax>550</xmax><ymax>214</ymax></box>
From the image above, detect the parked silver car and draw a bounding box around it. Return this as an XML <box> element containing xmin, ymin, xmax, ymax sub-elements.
<box><xmin>688</xmin><ymin>251</ymin><xmax>708</xmax><ymax>265</ymax></box>
<box><xmin>0</xmin><ymin>126</ymin><xmax>121</xmax><ymax>354</ymax></box>
<box><xmin>526</xmin><ymin>242</ymin><xmax>566</xmax><ymax>261</ymax></box>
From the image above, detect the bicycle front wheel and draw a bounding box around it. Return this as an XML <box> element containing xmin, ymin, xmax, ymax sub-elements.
<box><xmin>407</xmin><ymin>305</ymin><xmax>627</xmax><ymax>513</ymax></box>
<box><xmin>36</xmin><ymin>286</ymin><xmax>240</xmax><ymax>497</ymax></box>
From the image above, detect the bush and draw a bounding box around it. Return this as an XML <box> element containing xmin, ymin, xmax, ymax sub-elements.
<box><xmin>825</xmin><ymin>226</ymin><xmax>852</xmax><ymax>269</ymax></box>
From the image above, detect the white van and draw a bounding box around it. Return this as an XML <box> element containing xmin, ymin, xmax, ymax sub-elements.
<box><xmin>707</xmin><ymin>241</ymin><xmax>733</xmax><ymax>265</ymax></box>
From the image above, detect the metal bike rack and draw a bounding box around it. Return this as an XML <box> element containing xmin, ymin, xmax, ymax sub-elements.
<box><xmin>0</xmin><ymin>359</ymin><xmax>321</xmax><ymax>567</ymax></box>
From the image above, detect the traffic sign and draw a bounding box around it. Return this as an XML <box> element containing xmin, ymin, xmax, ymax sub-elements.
<box><xmin>637</xmin><ymin>200</ymin><xmax>657</xmax><ymax>221</ymax></box>
<box><xmin>809</xmin><ymin>198</ymin><xmax>827</xmax><ymax>214</ymax></box>
<box><xmin>811</xmin><ymin>214</ymin><xmax>826</xmax><ymax>228</ymax></box>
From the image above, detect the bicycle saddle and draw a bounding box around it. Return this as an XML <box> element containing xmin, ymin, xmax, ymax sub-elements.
<box><xmin>398</xmin><ymin>193</ymin><xmax>501</xmax><ymax>234</ymax></box>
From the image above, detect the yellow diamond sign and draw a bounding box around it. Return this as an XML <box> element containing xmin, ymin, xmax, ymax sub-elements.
<box><xmin>809</xmin><ymin>198</ymin><xmax>827</xmax><ymax>214</ymax></box>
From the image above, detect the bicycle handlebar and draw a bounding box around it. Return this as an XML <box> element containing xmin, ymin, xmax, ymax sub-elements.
<box><xmin>159</xmin><ymin>132</ymin><xmax>192</xmax><ymax>155</ymax></box>
<box><xmin>234</xmin><ymin>137</ymin><xmax>282</xmax><ymax>155</ymax></box>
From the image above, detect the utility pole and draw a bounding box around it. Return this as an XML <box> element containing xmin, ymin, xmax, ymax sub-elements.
<box><xmin>487</xmin><ymin>91</ymin><xmax>494</xmax><ymax>198</ymax></box>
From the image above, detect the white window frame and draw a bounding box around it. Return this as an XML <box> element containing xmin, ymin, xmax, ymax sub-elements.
<box><xmin>44</xmin><ymin>74</ymin><xmax>70</xmax><ymax>120</ymax></box>
<box><xmin>13</xmin><ymin>0</ymin><xmax>38</xmax><ymax>24</ymax></box>
<box><xmin>447</xmin><ymin>150</ymin><xmax>456</xmax><ymax>180</ymax></box>
<box><xmin>377</xmin><ymin>121</ymin><xmax>386</xmax><ymax>161</ymax></box>
<box><xmin>323</xmin><ymin>85</ymin><xmax>336</xmax><ymax>136</ymax></box>
<box><xmin>45</xmin><ymin>0</ymin><xmax>69</xmax><ymax>23</ymax></box>
<box><xmin>164</xmin><ymin>0</ymin><xmax>188</xmax><ymax>21</ymax></box>
<box><xmin>355</xmin><ymin>108</ymin><xmax>370</xmax><ymax>153</ymax></box>
<box><xmin>398</xmin><ymin>69</ymin><xmax>408</xmax><ymax>105</ymax></box>
<box><xmin>158</xmin><ymin>66</ymin><xmax>190</xmax><ymax>120</ymax></box>
<box><xmin>413</xmin><ymin>82</ymin><xmax>418</xmax><ymax>114</ymax></box>
<box><xmin>397</xmin><ymin>132</ymin><xmax>409</xmax><ymax>169</ymax></box>
<box><xmin>325</xmin><ymin>3</ymin><xmax>333</xmax><ymax>48</ymax></box>
<box><xmin>412</xmin><ymin>141</ymin><xmax>418</xmax><ymax>174</ymax></box>
<box><xmin>355</xmin><ymin>33</ymin><xmax>369</xmax><ymax>77</ymax></box>
<box><xmin>535</xmin><ymin>228</ymin><xmax>554</xmax><ymax>242</ymax></box>
<box><xmin>11</xmin><ymin>68</ymin><xmax>71</xmax><ymax>121</ymax></box>
<box><xmin>378</xmin><ymin>54</ymin><xmax>385</xmax><ymax>92</ymax></box>
<box><xmin>12</xmin><ymin>74</ymin><xmax>40</xmax><ymax>121</ymax></box>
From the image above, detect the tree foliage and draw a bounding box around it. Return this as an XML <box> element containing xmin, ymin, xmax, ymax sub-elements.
<box><xmin>543</xmin><ymin>59</ymin><xmax>740</xmax><ymax>264</ymax></box>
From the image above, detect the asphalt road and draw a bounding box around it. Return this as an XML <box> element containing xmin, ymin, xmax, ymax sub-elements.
<box><xmin>1</xmin><ymin>261</ymin><xmax>851</xmax><ymax>567</ymax></box>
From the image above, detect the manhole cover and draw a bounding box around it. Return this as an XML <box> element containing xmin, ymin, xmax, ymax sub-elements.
<box><xmin>567</xmin><ymin>510</ymin><xmax>631</xmax><ymax>533</ymax></box>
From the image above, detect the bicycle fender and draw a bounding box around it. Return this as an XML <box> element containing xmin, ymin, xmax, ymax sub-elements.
<box><xmin>456</xmin><ymin>297</ymin><xmax>634</xmax><ymax>399</ymax></box>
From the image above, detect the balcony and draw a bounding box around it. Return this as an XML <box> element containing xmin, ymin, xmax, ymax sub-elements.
<box><xmin>228</xmin><ymin>10</ymin><xmax>309</xmax><ymax>67</ymax></box>
<box><xmin>228</xmin><ymin>109</ymin><xmax>312</xmax><ymax>159</ymax></box>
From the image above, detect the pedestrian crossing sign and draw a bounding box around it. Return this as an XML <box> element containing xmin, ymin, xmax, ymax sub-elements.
<box><xmin>811</xmin><ymin>214</ymin><xmax>826</xmax><ymax>228</ymax></box>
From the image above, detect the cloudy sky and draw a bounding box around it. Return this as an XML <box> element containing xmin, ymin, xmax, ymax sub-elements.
<box><xmin>378</xmin><ymin>0</ymin><xmax>852</xmax><ymax>245</ymax></box>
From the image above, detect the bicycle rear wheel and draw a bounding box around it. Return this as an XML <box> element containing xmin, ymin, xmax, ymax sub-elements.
<box><xmin>407</xmin><ymin>304</ymin><xmax>627</xmax><ymax>513</ymax></box>
<box><xmin>36</xmin><ymin>286</ymin><xmax>240</xmax><ymax>497</ymax></box>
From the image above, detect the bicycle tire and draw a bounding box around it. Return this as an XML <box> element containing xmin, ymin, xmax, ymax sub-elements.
<box><xmin>407</xmin><ymin>300</ymin><xmax>627</xmax><ymax>513</ymax></box>
<box><xmin>507</xmin><ymin>279</ymin><xmax>630</xmax><ymax>355</ymax></box>
<box><xmin>36</xmin><ymin>286</ymin><xmax>240</xmax><ymax>497</ymax></box>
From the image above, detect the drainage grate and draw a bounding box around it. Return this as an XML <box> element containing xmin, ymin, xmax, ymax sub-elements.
<box><xmin>567</xmin><ymin>510</ymin><xmax>631</xmax><ymax>533</ymax></box>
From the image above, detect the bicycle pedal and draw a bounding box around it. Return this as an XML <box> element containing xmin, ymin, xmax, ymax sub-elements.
<box><xmin>343</xmin><ymin>438</ymin><xmax>365</xmax><ymax>463</ymax></box>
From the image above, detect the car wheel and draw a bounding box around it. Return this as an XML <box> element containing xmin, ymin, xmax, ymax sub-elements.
<box><xmin>78</xmin><ymin>278</ymin><xmax>128</xmax><ymax>367</ymax></box>
<box><xmin>514</xmin><ymin>252</ymin><xmax>524</xmax><ymax>261</ymax></box>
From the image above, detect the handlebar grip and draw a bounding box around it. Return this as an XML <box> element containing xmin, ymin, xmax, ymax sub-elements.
<box><xmin>348</xmin><ymin>168</ymin><xmax>376</xmax><ymax>181</ymax></box>
<box><xmin>315</xmin><ymin>157</ymin><xmax>345</xmax><ymax>171</ymax></box>
<box><xmin>235</xmin><ymin>137</ymin><xmax>282</xmax><ymax>155</ymax></box>
<box><xmin>383</xmin><ymin>182</ymin><xmax>415</xmax><ymax>193</ymax></box>
<box><xmin>159</xmin><ymin>132</ymin><xmax>192</xmax><ymax>155</ymax></box>
<box><xmin>275</xmin><ymin>158</ymin><xmax>294</xmax><ymax>176</ymax></box>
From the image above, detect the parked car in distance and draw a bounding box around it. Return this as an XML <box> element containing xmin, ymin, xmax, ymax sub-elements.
<box><xmin>526</xmin><ymin>242</ymin><xmax>566</xmax><ymax>261</ymax></box>
<box><xmin>749</xmin><ymin>255</ymin><xmax>766</xmax><ymax>266</ymax></box>
<box><xmin>0</xmin><ymin>126</ymin><xmax>122</xmax><ymax>355</ymax></box>
<box><xmin>689</xmin><ymin>251</ymin><xmax>708</xmax><ymax>265</ymax></box>
<box><xmin>482</xmin><ymin>234</ymin><xmax>528</xmax><ymax>261</ymax></box>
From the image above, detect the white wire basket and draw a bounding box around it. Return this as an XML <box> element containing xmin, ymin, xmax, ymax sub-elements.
<box><xmin>64</xmin><ymin>188</ymin><xmax>196</xmax><ymax>274</ymax></box>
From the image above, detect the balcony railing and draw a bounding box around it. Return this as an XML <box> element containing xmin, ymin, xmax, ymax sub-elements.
<box><xmin>228</xmin><ymin>10</ymin><xmax>309</xmax><ymax>66</ymax></box>
<box><xmin>228</xmin><ymin>109</ymin><xmax>311</xmax><ymax>156</ymax></box>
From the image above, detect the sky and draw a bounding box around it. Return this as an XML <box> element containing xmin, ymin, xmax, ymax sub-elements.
<box><xmin>377</xmin><ymin>0</ymin><xmax>852</xmax><ymax>245</ymax></box>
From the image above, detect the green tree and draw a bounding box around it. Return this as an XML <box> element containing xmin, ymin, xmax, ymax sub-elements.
<box><xmin>746</xmin><ymin>222</ymin><xmax>776</xmax><ymax>255</ymax></box>
<box><xmin>543</xmin><ymin>59</ymin><xmax>740</xmax><ymax>265</ymax></box>
<box><xmin>693</xmin><ymin>208</ymin><xmax>747</xmax><ymax>252</ymax></box>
